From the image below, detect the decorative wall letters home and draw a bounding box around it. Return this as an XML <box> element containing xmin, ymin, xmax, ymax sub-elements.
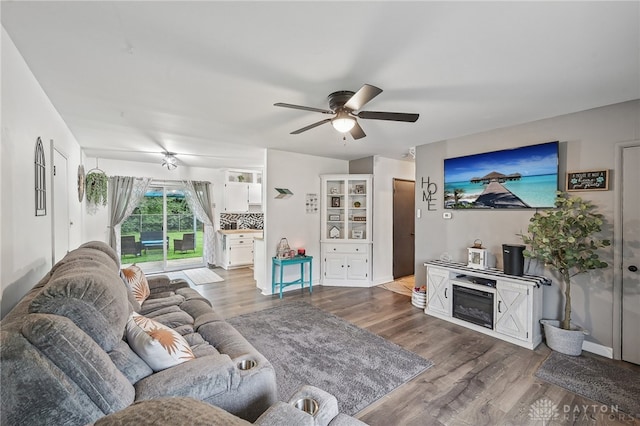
<box><xmin>421</xmin><ymin>176</ymin><xmax>438</xmax><ymax>211</ymax></box>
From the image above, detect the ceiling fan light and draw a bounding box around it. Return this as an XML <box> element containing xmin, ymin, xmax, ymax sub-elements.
<box><xmin>162</xmin><ymin>153</ymin><xmax>178</xmax><ymax>170</ymax></box>
<box><xmin>331</xmin><ymin>111</ymin><xmax>356</xmax><ymax>133</ymax></box>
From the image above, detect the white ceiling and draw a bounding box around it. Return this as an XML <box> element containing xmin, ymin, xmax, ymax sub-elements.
<box><xmin>2</xmin><ymin>1</ymin><xmax>638</xmax><ymax>170</ymax></box>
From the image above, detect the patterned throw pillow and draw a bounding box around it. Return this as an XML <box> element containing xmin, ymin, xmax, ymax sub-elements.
<box><xmin>126</xmin><ymin>312</ymin><xmax>195</xmax><ymax>372</ymax></box>
<box><xmin>121</xmin><ymin>264</ymin><xmax>150</xmax><ymax>304</ymax></box>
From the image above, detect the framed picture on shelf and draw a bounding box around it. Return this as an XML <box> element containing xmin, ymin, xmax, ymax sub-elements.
<box><xmin>329</xmin><ymin>214</ymin><xmax>340</xmax><ymax>221</ymax></box>
<box><xmin>331</xmin><ymin>197</ymin><xmax>341</xmax><ymax>208</ymax></box>
<box><xmin>352</xmin><ymin>230</ymin><xmax>364</xmax><ymax>239</ymax></box>
<box><xmin>354</xmin><ymin>184</ymin><xmax>365</xmax><ymax>194</ymax></box>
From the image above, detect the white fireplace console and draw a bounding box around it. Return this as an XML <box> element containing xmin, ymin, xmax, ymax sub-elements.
<box><xmin>424</xmin><ymin>260</ymin><xmax>550</xmax><ymax>350</ymax></box>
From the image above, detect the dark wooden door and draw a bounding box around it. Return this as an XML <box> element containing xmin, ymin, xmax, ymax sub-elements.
<box><xmin>393</xmin><ymin>179</ymin><xmax>415</xmax><ymax>279</ymax></box>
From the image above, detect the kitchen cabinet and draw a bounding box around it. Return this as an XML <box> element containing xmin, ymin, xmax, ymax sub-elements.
<box><xmin>223</xmin><ymin>170</ymin><xmax>262</xmax><ymax>212</ymax></box>
<box><xmin>218</xmin><ymin>230</ymin><xmax>263</xmax><ymax>270</ymax></box>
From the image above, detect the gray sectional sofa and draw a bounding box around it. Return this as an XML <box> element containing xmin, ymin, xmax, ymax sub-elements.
<box><xmin>1</xmin><ymin>241</ymin><xmax>367</xmax><ymax>426</ymax></box>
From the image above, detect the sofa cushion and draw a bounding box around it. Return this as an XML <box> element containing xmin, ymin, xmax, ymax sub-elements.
<box><xmin>139</xmin><ymin>294</ymin><xmax>186</xmax><ymax>315</ymax></box>
<box><xmin>144</xmin><ymin>310</ymin><xmax>194</xmax><ymax>329</ymax></box>
<box><xmin>29</xmin><ymin>261</ymin><xmax>130</xmax><ymax>352</ymax></box>
<box><xmin>21</xmin><ymin>314</ymin><xmax>135</xmax><ymax>415</ymax></box>
<box><xmin>126</xmin><ymin>312</ymin><xmax>195</xmax><ymax>372</ymax></box>
<box><xmin>121</xmin><ymin>265</ymin><xmax>150</xmax><ymax>304</ymax></box>
<box><xmin>183</xmin><ymin>332</ymin><xmax>221</xmax><ymax>358</ymax></box>
<box><xmin>79</xmin><ymin>240</ymin><xmax>121</xmax><ymax>269</ymax></box>
<box><xmin>108</xmin><ymin>340</ymin><xmax>153</xmax><ymax>384</ymax></box>
<box><xmin>133</xmin><ymin>355</ymin><xmax>238</xmax><ymax>402</ymax></box>
<box><xmin>92</xmin><ymin>397</ymin><xmax>252</xmax><ymax>426</ymax></box>
<box><xmin>1</xmin><ymin>330</ymin><xmax>106</xmax><ymax>425</ymax></box>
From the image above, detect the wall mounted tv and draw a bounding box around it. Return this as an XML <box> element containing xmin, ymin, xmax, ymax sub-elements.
<box><xmin>444</xmin><ymin>141</ymin><xmax>559</xmax><ymax>209</ymax></box>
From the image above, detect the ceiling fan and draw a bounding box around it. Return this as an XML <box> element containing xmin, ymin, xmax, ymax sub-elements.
<box><xmin>274</xmin><ymin>84</ymin><xmax>419</xmax><ymax>140</ymax></box>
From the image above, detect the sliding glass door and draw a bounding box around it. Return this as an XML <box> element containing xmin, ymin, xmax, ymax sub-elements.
<box><xmin>121</xmin><ymin>183</ymin><xmax>204</xmax><ymax>273</ymax></box>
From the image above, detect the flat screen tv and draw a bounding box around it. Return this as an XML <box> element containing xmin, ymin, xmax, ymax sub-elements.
<box><xmin>444</xmin><ymin>141</ymin><xmax>559</xmax><ymax>209</ymax></box>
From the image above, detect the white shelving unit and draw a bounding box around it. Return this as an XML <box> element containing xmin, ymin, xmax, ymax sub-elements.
<box><xmin>320</xmin><ymin>174</ymin><xmax>373</xmax><ymax>287</ymax></box>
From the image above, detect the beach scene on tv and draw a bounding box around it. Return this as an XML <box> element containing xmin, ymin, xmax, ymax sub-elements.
<box><xmin>444</xmin><ymin>142</ymin><xmax>559</xmax><ymax>209</ymax></box>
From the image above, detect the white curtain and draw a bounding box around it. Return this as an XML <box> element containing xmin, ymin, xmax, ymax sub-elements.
<box><xmin>182</xmin><ymin>180</ymin><xmax>216</xmax><ymax>266</ymax></box>
<box><xmin>108</xmin><ymin>176</ymin><xmax>152</xmax><ymax>255</ymax></box>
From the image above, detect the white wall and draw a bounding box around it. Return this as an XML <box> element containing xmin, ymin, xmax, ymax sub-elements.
<box><xmin>1</xmin><ymin>28</ymin><xmax>83</xmax><ymax>317</ymax></box>
<box><xmin>371</xmin><ymin>156</ymin><xmax>415</xmax><ymax>284</ymax></box>
<box><xmin>260</xmin><ymin>149</ymin><xmax>347</xmax><ymax>294</ymax></box>
<box><xmin>414</xmin><ymin>100</ymin><xmax>640</xmax><ymax>351</ymax></box>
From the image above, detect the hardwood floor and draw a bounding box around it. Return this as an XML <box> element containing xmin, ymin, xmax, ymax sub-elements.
<box><xmin>193</xmin><ymin>267</ymin><xmax>640</xmax><ymax>426</ymax></box>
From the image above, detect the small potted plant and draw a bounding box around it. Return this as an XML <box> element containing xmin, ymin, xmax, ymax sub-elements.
<box><xmin>520</xmin><ymin>191</ymin><xmax>610</xmax><ymax>355</ymax></box>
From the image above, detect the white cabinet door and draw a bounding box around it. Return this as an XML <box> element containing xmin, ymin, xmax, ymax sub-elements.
<box><xmin>224</xmin><ymin>182</ymin><xmax>249</xmax><ymax>212</ymax></box>
<box><xmin>427</xmin><ymin>267</ymin><xmax>451</xmax><ymax>316</ymax></box>
<box><xmin>324</xmin><ymin>254</ymin><xmax>346</xmax><ymax>280</ymax></box>
<box><xmin>229</xmin><ymin>244</ymin><xmax>253</xmax><ymax>267</ymax></box>
<box><xmin>347</xmin><ymin>255</ymin><xmax>369</xmax><ymax>280</ymax></box>
<box><xmin>248</xmin><ymin>183</ymin><xmax>262</xmax><ymax>205</ymax></box>
<box><xmin>495</xmin><ymin>282</ymin><xmax>529</xmax><ymax>340</ymax></box>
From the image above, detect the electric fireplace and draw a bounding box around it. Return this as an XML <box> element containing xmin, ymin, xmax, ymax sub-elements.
<box><xmin>452</xmin><ymin>284</ymin><xmax>494</xmax><ymax>329</ymax></box>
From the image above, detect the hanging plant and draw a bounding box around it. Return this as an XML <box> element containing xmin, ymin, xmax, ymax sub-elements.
<box><xmin>85</xmin><ymin>171</ymin><xmax>108</xmax><ymax>206</ymax></box>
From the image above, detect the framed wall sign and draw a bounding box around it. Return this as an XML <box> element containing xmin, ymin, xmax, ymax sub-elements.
<box><xmin>566</xmin><ymin>169</ymin><xmax>609</xmax><ymax>191</ymax></box>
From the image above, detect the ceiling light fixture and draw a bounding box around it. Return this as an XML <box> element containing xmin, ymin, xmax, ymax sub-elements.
<box><xmin>162</xmin><ymin>152</ymin><xmax>178</xmax><ymax>170</ymax></box>
<box><xmin>331</xmin><ymin>110</ymin><xmax>356</xmax><ymax>133</ymax></box>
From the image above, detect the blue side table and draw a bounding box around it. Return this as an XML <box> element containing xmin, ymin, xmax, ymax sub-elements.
<box><xmin>272</xmin><ymin>256</ymin><xmax>313</xmax><ymax>299</ymax></box>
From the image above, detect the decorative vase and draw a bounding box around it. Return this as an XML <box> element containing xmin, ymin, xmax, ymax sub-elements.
<box><xmin>540</xmin><ymin>319</ymin><xmax>589</xmax><ymax>356</ymax></box>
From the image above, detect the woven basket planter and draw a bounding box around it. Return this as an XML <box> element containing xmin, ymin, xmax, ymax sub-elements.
<box><xmin>411</xmin><ymin>290</ymin><xmax>427</xmax><ymax>309</ymax></box>
<box><xmin>540</xmin><ymin>319</ymin><xmax>589</xmax><ymax>356</ymax></box>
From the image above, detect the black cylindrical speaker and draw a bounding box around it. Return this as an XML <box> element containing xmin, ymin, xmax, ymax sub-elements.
<box><xmin>503</xmin><ymin>244</ymin><xmax>525</xmax><ymax>276</ymax></box>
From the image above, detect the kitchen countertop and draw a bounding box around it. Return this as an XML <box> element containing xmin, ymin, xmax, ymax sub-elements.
<box><xmin>218</xmin><ymin>229</ymin><xmax>263</xmax><ymax>235</ymax></box>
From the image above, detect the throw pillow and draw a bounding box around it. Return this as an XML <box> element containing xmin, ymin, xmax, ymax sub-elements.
<box><xmin>119</xmin><ymin>269</ymin><xmax>142</xmax><ymax>312</ymax></box>
<box><xmin>126</xmin><ymin>312</ymin><xmax>195</xmax><ymax>372</ymax></box>
<box><xmin>121</xmin><ymin>264</ymin><xmax>150</xmax><ymax>304</ymax></box>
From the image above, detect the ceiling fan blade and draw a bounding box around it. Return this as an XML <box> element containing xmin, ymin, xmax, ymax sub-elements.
<box><xmin>350</xmin><ymin>122</ymin><xmax>366</xmax><ymax>140</ymax></box>
<box><xmin>291</xmin><ymin>118</ymin><xmax>332</xmax><ymax>134</ymax></box>
<box><xmin>274</xmin><ymin>102</ymin><xmax>333</xmax><ymax>114</ymax></box>
<box><xmin>344</xmin><ymin>84</ymin><xmax>383</xmax><ymax>111</ymax></box>
<box><xmin>357</xmin><ymin>111</ymin><xmax>419</xmax><ymax>122</ymax></box>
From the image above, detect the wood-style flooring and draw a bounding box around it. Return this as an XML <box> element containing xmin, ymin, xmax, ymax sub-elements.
<box><xmin>192</xmin><ymin>267</ymin><xmax>640</xmax><ymax>426</ymax></box>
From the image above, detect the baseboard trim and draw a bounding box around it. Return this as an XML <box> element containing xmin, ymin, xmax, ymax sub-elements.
<box><xmin>582</xmin><ymin>340</ymin><xmax>613</xmax><ymax>358</ymax></box>
<box><xmin>372</xmin><ymin>276</ymin><xmax>394</xmax><ymax>286</ymax></box>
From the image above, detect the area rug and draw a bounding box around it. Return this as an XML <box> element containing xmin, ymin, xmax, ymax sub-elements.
<box><xmin>182</xmin><ymin>267</ymin><xmax>224</xmax><ymax>285</ymax></box>
<box><xmin>227</xmin><ymin>301</ymin><xmax>433</xmax><ymax>415</ymax></box>
<box><xmin>535</xmin><ymin>351</ymin><xmax>640</xmax><ymax>417</ymax></box>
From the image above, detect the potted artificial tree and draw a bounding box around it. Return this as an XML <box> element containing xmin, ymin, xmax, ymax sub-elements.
<box><xmin>520</xmin><ymin>191</ymin><xmax>610</xmax><ymax>356</ymax></box>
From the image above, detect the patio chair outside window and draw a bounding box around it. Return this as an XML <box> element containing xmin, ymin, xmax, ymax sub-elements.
<box><xmin>174</xmin><ymin>233</ymin><xmax>195</xmax><ymax>253</ymax></box>
<box><xmin>121</xmin><ymin>235</ymin><xmax>142</xmax><ymax>257</ymax></box>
